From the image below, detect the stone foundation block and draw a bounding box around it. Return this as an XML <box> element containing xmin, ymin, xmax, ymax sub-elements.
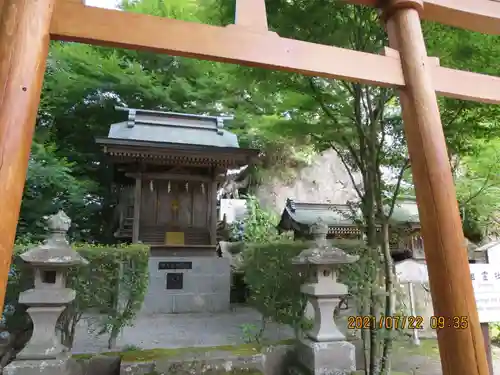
<box><xmin>3</xmin><ymin>355</ymin><xmax>71</xmax><ymax>375</ymax></box>
<box><xmin>297</xmin><ymin>338</ymin><xmax>355</xmax><ymax>375</ymax></box>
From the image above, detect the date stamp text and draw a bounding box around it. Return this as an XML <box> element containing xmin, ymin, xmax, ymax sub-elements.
<box><xmin>347</xmin><ymin>315</ymin><xmax>469</xmax><ymax>330</ymax></box>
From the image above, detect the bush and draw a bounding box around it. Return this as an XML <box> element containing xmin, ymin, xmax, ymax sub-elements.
<box><xmin>242</xmin><ymin>238</ymin><xmax>369</xmax><ymax>338</ymax></box>
<box><xmin>5</xmin><ymin>243</ymin><xmax>149</xmax><ymax>350</ymax></box>
<box><xmin>242</xmin><ymin>240</ymin><xmax>309</xmax><ymax>338</ymax></box>
<box><xmin>229</xmin><ymin>195</ymin><xmax>285</xmax><ymax>244</ymax></box>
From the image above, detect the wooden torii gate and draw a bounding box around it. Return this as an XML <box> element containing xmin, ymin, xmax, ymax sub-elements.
<box><xmin>0</xmin><ymin>0</ymin><xmax>499</xmax><ymax>374</ymax></box>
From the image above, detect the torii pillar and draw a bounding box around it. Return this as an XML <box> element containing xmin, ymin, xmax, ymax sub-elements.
<box><xmin>0</xmin><ymin>0</ymin><xmax>55</xmax><ymax>308</ymax></box>
<box><xmin>381</xmin><ymin>1</ymin><xmax>489</xmax><ymax>374</ymax></box>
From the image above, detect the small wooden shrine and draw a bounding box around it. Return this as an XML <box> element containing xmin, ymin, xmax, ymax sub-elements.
<box><xmin>277</xmin><ymin>198</ymin><xmax>423</xmax><ymax>260</ymax></box>
<box><xmin>96</xmin><ymin>107</ymin><xmax>259</xmax><ymax>252</ymax></box>
<box><xmin>96</xmin><ymin>108</ymin><xmax>259</xmax><ymax>313</ymax></box>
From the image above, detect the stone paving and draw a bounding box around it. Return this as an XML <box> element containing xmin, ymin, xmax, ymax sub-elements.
<box><xmin>72</xmin><ymin>306</ymin><xmax>500</xmax><ymax>374</ymax></box>
<box><xmin>72</xmin><ymin>305</ymin><xmax>294</xmax><ymax>354</ymax></box>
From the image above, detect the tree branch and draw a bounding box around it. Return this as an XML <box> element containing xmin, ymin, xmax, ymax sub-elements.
<box><xmin>373</xmin><ymin>91</ymin><xmax>392</xmax><ymax>173</ymax></box>
<box><xmin>387</xmin><ymin>158</ymin><xmax>411</xmax><ymax>218</ymax></box>
<box><xmin>444</xmin><ymin>101</ymin><xmax>467</xmax><ymax>129</ymax></box>
<box><xmin>460</xmin><ymin>164</ymin><xmax>495</xmax><ymax>207</ymax></box>
<box><xmin>308</xmin><ymin>78</ymin><xmax>366</xmax><ymax>174</ymax></box>
<box><xmin>328</xmin><ymin>140</ymin><xmax>364</xmax><ymax>200</ymax></box>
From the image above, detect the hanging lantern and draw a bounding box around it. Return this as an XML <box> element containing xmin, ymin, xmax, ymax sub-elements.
<box><xmin>185</xmin><ymin>182</ymin><xmax>189</xmax><ymax>192</ymax></box>
<box><xmin>149</xmin><ymin>180</ymin><xmax>154</xmax><ymax>192</ymax></box>
<box><xmin>168</xmin><ymin>181</ymin><xmax>171</xmax><ymax>193</ymax></box>
<box><xmin>201</xmin><ymin>183</ymin><xmax>205</xmax><ymax>195</ymax></box>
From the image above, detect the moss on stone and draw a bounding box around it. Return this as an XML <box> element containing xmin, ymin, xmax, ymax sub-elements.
<box><xmin>144</xmin><ymin>371</ymin><xmax>263</xmax><ymax>375</ymax></box>
<box><xmin>72</xmin><ymin>339</ymin><xmax>294</xmax><ymax>363</ymax></box>
<box><xmin>200</xmin><ymin>370</ymin><xmax>263</xmax><ymax>375</ymax></box>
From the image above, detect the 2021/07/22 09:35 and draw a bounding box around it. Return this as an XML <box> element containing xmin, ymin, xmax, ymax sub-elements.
<box><xmin>347</xmin><ymin>316</ymin><xmax>425</xmax><ymax>330</ymax></box>
<box><xmin>347</xmin><ymin>315</ymin><xmax>469</xmax><ymax>330</ymax></box>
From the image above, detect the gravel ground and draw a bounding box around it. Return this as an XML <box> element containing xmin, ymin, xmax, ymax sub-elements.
<box><xmin>391</xmin><ymin>352</ymin><xmax>500</xmax><ymax>375</ymax></box>
<box><xmin>379</xmin><ymin>340</ymin><xmax>500</xmax><ymax>374</ymax></box>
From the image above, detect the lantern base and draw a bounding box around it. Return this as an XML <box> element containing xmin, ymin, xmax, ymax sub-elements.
<box><xmin>296</xmin><ymin>337</ymin><xmax>355</xmax><ymax>375</ymax></box>
<box><xmin>3</xmin><ymin>354</ymin><xmax>71</xmax><ymax>375</ymax></box>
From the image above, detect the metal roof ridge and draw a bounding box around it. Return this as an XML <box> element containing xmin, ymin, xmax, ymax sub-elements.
<box><xmin>475</xmin><ymin>240</ymin><xmax>500</xmax><ymax>252</ymax></box>
<box><xmin>132</xmin><ymin>118</ymin><xmax>225</xmax><ymax>133</ymax></box>
<box><xmin>292</xmin><ymin>201</ymin><xmax>353</xmax><ymax>208</ymax></box>
<box><xmin>115</xmin><ymin>106</ymin><xmax>234</xmax><ymax>121</ymax></box>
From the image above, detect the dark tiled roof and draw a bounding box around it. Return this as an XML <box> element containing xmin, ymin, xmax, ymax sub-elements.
<box><xmin>278</xmin><ymin>198</ymin><xmax>420</xmax><ymax>231</ymax></box>
<box><xmin>104</xmin><ymin>107</ymin><xmax>240</xmax><ymax>148</ymax></box>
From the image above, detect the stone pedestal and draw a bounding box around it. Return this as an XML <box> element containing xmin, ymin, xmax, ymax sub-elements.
<box><xmin>4</xmin><ymin>211</ymin><xmax>87</xmax><ymax>375</ymax></box>
<box><xmin>292</xmin><ymin>218</ymin><xmax>359</xmax><ymax>375</ymax></box>
<box><xmin>297</xmin><ymin>339</ymin><xmax>356</xmax><ymax>375</ymax></box>
<box><xmin>303</xmin><ymin>280</ymin><xmax>347</xmax><ymax>342</ymax></box>
<box><xmin>142</xmin><ymin>253</ymin><xmax>231</xmax><ymax>314</ymax></box>
<box><xmin>16</xmin><ymin>306</ymin><xmax>68</xmax><ymax>360</ymax></box>
<box><xmin>3</xmin><ymin>355</ymin><xmax>71</xmax><ymax>375</ymax></box>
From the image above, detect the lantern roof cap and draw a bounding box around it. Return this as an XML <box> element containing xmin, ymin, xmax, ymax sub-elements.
<box><xmin>20</xmin><ymin>211</ymin><xmax>88</xmax><ymax>267</ymax></box>
<box><xmin>292</xmin><ymin>218</ymin><xmax>359</xmax><ymax>265</ymax></box>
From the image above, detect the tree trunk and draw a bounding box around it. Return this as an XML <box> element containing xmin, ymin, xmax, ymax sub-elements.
<box><xmin>361</xmin><ymin>306</ymin><xmax>370</xmax><ymax>373</ymax></box>
<box><xmin>363</xmin><ymin>192</ymin><xmax>380</xmax><ymax>375</ymax></box>
<box><xmin>363</xmin><ymin>127</ymin><xmax>382</xmax><ymax>375</ymax></box>
<box><xmin>369</xmin><ymin>286</ymin><xmax>379</xmax><ymax>375</ymax></box>
<box><xmin>379</xmin><ymin>222</ymin><xmax>395</xmax><ymax>375</ymax></box>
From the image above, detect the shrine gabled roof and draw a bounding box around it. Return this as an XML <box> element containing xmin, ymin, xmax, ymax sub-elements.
<box><xmin>474</xmin><ymin>240</ymin><xmax>500</xmax><ymax>253</ymax></box>
<box><xmin>388</xmin><ymin>197</ymin><xmax>420</xmax><ymax>224</ymax></box>
<box><xmin>101</xmin><ymin>106</ymin><xmax>240</xmax><ymax>148</ymax></box>
<box><xmin>277</xmin><ymin>199</ymin><xmax>359</xmax><ymax>232</ymax></box>
<box><xmin>278</xmin><ymin>198</ymin><xmax>420</xmax><ymax>232</ymax></box>
<box><xmin>95</xmin><ymin>107</ymin><xmax>259</xmax><ymax>167</ymax></box>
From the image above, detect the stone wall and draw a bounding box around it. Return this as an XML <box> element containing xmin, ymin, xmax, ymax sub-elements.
<box><xmin>255</xmin><ymin>149</ymin><xmax>360</xmax><ymax>214</ymax></box>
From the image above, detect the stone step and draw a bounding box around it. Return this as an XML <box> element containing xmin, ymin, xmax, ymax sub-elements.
<box><xmin>118</xmin><ymin>345</ymin><xmax>293</xmax><ymax>375</ymax></box>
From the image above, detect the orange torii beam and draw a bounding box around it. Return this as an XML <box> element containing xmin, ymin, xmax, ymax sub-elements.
<box><xmin>49</xmin><ymin>1</ymin><xmax>500</xmax><ymax>104</ymax></box>
<box><xmin>0</xmin><ymin>0</ymin><xmax>496</xmax><ymax>374</ymax></box>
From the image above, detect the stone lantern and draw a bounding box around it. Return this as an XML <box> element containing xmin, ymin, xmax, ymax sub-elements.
<box><xmin>292</xmin><ymin>217</ymin><xmax>359</xmax><ymax>375</ymax></box>
<box><xmin>4</xmin><ymin>211</ymin><xmax>88</xmax><ymax>375</ymax></box>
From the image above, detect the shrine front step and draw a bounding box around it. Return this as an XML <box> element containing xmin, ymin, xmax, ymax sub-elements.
<box><xmin>141</xmin><ymin>256</ymin><xmax>231</xmax><ymax>314</ymax></box>
<box><xmin>149</xmin><ymin>245</ymin><xmax>217</xmax><ymax>257</ymax></box>
<box><xmin>119</xmin><ymin>344</ymin><xmax>293</xmax><ymax>375</ymax></box>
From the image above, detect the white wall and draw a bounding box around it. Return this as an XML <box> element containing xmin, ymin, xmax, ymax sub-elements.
<box><xmin>219</xmin><ymin>199</ymin><xmax>247</xmax><ymax>223</ymax></box>
<box><xmin>487</xmin><ymin>243</ymin><xmax>500</xmax><ymax>265</ymax></box>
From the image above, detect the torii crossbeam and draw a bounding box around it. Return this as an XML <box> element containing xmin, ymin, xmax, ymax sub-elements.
<box><xmin>0</xmin><ymin>0</ymin><xmax>497</xmax><ymax>374</ymax></box>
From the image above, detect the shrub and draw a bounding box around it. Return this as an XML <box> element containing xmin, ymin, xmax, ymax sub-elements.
<box><xmin>5</xmin><ymin>243</ymin><xmax>149</xmax><ymax>350</ymax></box>
<box><xmin>242</xmin><ymin>240</ymin><xmax>308</xmax><ymax>337</ymax></box>
<box><xmin>229</xmin><ymin>195</ymin><xmax>285</xmax><ymax>244</ymax></box>
<box><xmin>242</xmin><ymin>238</ymin><xmax>369</xmax><ymax>338</ymax></box>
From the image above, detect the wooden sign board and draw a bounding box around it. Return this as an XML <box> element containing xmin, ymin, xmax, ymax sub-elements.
<box><xmin>397</xmin><ymin>261</ymin><xmax>500</xmax><ymax>323</ymax></box>
<box><xmin>471</xmin><ymin>264</ymin><xmax>500</xmax><ymax>323</ymax></box>
<box><xmin>165</xmin><ymin>232</ymin><xmax>185</xmax><ymax>246</ymax></box>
